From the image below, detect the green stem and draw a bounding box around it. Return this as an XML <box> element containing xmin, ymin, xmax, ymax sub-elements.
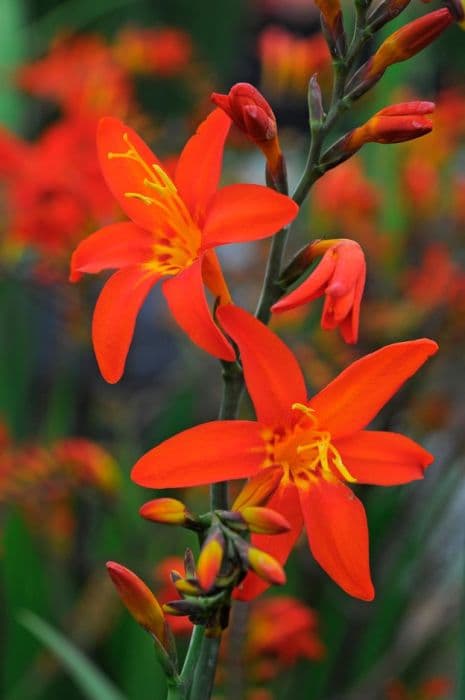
<box><xmin>181</xmin><ymin>625</ymin><xmax>204</xmax><ymax>681</ymax></box>
<box><xmin>166</xmin><ymin>680</ymin><xmax>186</xmax><ymax>700</ymax></box>
<box><xmin>188</xmin><ymin>636</ymin><xmax>221</xmax><ymax>700</ymax></box>
<box><xmin>181</xmin><ymin>18</ymin><xmax>375</xmax><ymax>699</ymax></box>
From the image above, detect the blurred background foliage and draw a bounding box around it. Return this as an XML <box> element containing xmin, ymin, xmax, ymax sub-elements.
<box><xmin>0</xmin><ymin>0</ymin><xmax>464</xmax><ymax>699</ymax></box>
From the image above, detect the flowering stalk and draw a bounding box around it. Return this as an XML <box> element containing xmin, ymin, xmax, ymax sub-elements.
<box><xmin>67</xmin><ymin>1</ymin><xmax>456</xmax><ymax>696</ymax></box>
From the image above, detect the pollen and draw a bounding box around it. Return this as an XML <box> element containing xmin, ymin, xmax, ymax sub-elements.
<box><xmin>261</xmin><ymin>404</ymin><xmax>356</xmax><ymax>485</ymax></box>
<box><xmin>108</xmin><ymin>133</ymin><xmax>202</xmax><ymax>275</ymax></box>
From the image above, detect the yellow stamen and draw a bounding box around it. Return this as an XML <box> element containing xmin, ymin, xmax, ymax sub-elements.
<box><xmin>261</xmin><ymin>403</ymin><xmax>356</xmax><ymax>484</ymax></box>
<box><xmin>107</xmin><ymin>132</ymin><xmax>202</xmax><ymax>272</ymax></box>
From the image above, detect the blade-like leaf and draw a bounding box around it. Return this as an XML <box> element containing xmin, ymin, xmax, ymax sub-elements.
<box><xmin>19</xmin><ymin>611</ymin><xmax>126</xmax><ymax>700</ymax></box>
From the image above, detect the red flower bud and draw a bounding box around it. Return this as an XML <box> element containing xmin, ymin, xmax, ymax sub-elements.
<box><xmin>197</xmin><ymin>530</ymin><xmax>225</xmax><ymax>592</ymax></box>
<box><xmin>106</xmin><ymin>562</ymin><xmax>166</xmax><ymax>643</ymax></box>
<box><xmin>211</xmin><ymin>83</ymin><xmax>282</xmax><ymax>174</ymax></box>
<box><xmin>247</xmin><ymin>547</ymin><xmax>286</xmax><ymax>586</ymax></box>
<box><xmin>347</xmin><ymin>101</ymin><xmax>435</xmax><ymax>150</ymax></box>
<box><xmin>239</xmin><ymin>506</ymin><xmax>291</xmax><ymax>535</ymax></box>
<box><xmin>349</xmin><ymin>9</ymin><xmax>453</xmax><ymax>97</ymax></box>
<box><xmin>139</xmin><ymin>497</ymin><xmax>192</xmax><ymax>526</ymax></box>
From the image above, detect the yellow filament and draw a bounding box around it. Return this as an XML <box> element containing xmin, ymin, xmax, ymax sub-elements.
<box><xmin>289</xmin><ymin>403</ymin><xmax>356</xmax><ymax>483</ymax></box>
<box><xmin>108</xmin><ymin>132</ymin><xmax>201</xmax><ymax>258</ymax></box>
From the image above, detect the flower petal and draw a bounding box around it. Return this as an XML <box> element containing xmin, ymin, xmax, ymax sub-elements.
<box><xmin>92</xmin><ymin>266</ymin><xmax>160</xmax><ymax>384</ymax></box>
<box><xmin>70</xmin><ymin>222</ymin><xmax>153</xmax><ymax>282</ymax></box>
<box><xmin>272</xmin><ymin>251</ymin><xmax>336</xmax><ymax>312</ymax></box>
<box><xmin>131</xmin><ymin>421</ymin><xmax>263</xmax><ymax>488</ymax></box>
<box><xmin>202</xmin><ymin>184</ymin><xmax>298</xmax><ymax>248</ymax></box>
<box><xmin>309</xmin><ymin>339</ymin><xmax>439</xmax><ymax>439</ymax></box>
<box><xmin>162</xmin><ymin>258</ymin><xmax>235</xmax><ymax>361</ymax></box>
<box><xmin>299</xmin><ymin>479</ymin><xmax>374</xmax><ymax>600</ymax></box>
<box><xmin>335</xmin><ymin>430</ymin><xmax>433</xmax><ymax>485</ymax></box>
<box><xmin>201</xmin><ymin>249</ymin><xmax>232</xmax><ymax>305</ymax></box>
<box><xmin>235</xmin><ymin>480</ymin><xmax>303</xmax><ymax>601</ymax></box>
<box><xmin>174</xmin><ymin>109</ymin><xmax>231</xmax><ymax>224</ymax></box>
<box><xmin>97</xmin><ymin>117</ymin><xmax>166</xmax><ymax>231</ymax></box>
<box><xmin>217</xmin><ymin>305</ymin><xmax>307</xmax><ymax>427</ymax></box>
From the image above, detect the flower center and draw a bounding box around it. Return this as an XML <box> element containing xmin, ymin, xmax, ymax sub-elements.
<box><xmin>108</xmin><ymin>133</ymin><xmax>202</xmax><ymax>275</ymax></box>
<box><xmin>262</xmin><ymin>403</ymin><xmax>355</xmax><ymax>486</ymax></box>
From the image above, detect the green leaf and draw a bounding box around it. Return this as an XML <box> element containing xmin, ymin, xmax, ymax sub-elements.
<box><xmin>19</xmin><ymin>611</ymin><xmax>127</xmax><ymax>700</ymax></box>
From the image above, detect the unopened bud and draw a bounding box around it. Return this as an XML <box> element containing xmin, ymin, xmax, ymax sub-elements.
<box><xmin>211</xmin><ymin>83</ymin><xmax>283</xmax><ymax>176</ymax></box>
<box><xmin>308</xmin><ymin>75</ymin><xmax>325</xmax><ymax>131</ymax></box>
<box><xmin>247</xmin><ymin>547</ymin><xmax>286</xmax><ymax>586</ymax></box>
<box><xmin>106</xmin><ymin>562</ymin><xmax>166</xmax><ymax>642</ymax></box>
<box><xmin>232</xmin><ymin>466</ymin><xmax>283</xmax><ymax>511</ymax></box>
<box><xmin>139</xmin><ymin>498</ymin><xmax>194</xmax><ymax>526</ymax></box>
<box><xmin>367</xmin><ymin>0</ymin><xmax>413</xmax><ymax>31</ymax></box>
<box><xmin>184</xmin><ymin>548</ymin><xmax>196</xmax><ymax>578</ymax></box>
<box><xmin>197</xmin><ymin>530</ymin><xmax>225</xmax><ymax>592</ymax></box>
<box><xmin>348</xmin><ymin>9</ymin><xmax>453</xmax><ymax>99</ymax></box>
<box><xmin>163</xmin><ymin>599</ymin><xmax>202</xmax><ymax>617</ymax></box>
<box><xmin>324</xmin><ymin>101</ymin><xmax>434</xmax><ymax>163</ymax></box>
<box><xmin>315</xmin><ymin>0</ymin><xmax>346</xmax><ymax>57</ymax></box>
<box><xmin>173</xmin><ymin>577</ymin><xmax>201</xmax><ymax>596</ymax></box>
<box><xmin>239</xmin><ymin>506</ymin><xmax>291</xmax><ymax>534</ymax></box>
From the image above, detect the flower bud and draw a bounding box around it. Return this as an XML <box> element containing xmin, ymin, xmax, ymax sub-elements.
<box><xmin>211</xmin><ymin>83</ymin><xmax>283</xmax><ymax>176</ymax></box>
<box><xmin>325</xmin><ymin>101</ymin><xmax>434</xmax><ymax>163</ymax></box>
<box><xmin>106</xmin><ymin>562</ymin><xmax>166</xmax><ymax>642</ymax></box>
<box><xmin>367</xmin><ymin>0</ymin><xmax>413</xmax><ymax>32</ymax></box>
<box><xmin>348</xmin><ymin>9</ymin><xmax>453</xmax><ymax>98</ymax></box>
<box><xmin>239</xmin><ymin>506</ymin><xmax>291</xmax><ymax>535</ymax></box>
<box><xmin>232</xmin><ymin>465</ymin><xmax>283</xmax><ymax>510</ymax></box>
<box><xmin>197</xmin><ymin>530</ymin><xmax>225</xmax><ymax>592</ymax></box>
<box><xmin>308</xmin><ymin>75</ymin><xmax>325</xmax><ymax>131</ymax></box>
<box><xmin>315</xmin><ymin>0</ymin><xmax>346</xmax><ymax>57</ymax></box>
<box><xmin>247</xmin><ymin>547</ymin><xmax>286</xmax><ymax>586</ymax></box>
<box><xmin>139</xmin><ymin>497</ymin><xmax>192</xmax><ymax>526</ymax></box>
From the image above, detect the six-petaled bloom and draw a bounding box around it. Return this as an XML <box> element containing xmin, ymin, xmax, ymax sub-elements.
<box><xmin>132</xmin><ymin>306</ymin><xmax>437</xmax><ymax>601</ymax></box>
<box><xmin>69</xmin><ymin>109</ymin><xmax>298</xmax><ymax>382</ymax></box>
<box><xmin>273</xmin><ymin>238</ymin><xmax>366</xmax><ymax>344</ymax></box>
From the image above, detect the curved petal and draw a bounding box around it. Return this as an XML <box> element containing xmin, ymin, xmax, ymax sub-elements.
<box><xmin>97</xmin><ymin>117</ymin><xmax>167</xmax><ymax>231</ymax></box>
<box><xmin>272</xmin><ymin>251</ymin><xmax>336</xmax><ymax>312</ymax></box>
<box><xmin>162</xmin><ymin>258</ymin><xmax>235</xmax><ymax>361</ymax></box>
<box><xmin>202</xmin><ymin>184</ymin><xmax>298</xmax><ymax>248</ymax></box>
<box><xmin>338</xmin><ymin>275</ymin><xmax>364</xmax><ymax>344</ymax></box>
<box><xmin>299</xmin><ymin>479</ymin><xmax>374</xmax><ymax>601</ymax></box>
<box><xmin>217</xmin><ymin>305</ymin><xmax>307</xmax><ymax>427</ymax></box>
<box><xmin>201</xmin><ymin>249</ymin><xmax>232</xmax><ymax>305</ymax></box>
<box><xmin>92</xmin><ymin>266</ymin><xmax>160</xmax><ymax>384</ymax></box>
<box><xmin>70</xmin><ymin>222</ymin><xmax>153</xmax><ymax>282</ymax></box>
<box><xmin>174</xmin><ymin>109</ymin><xmax>231</xmax><ymax>224</ymax></box>
<box><xmin>309</xmin><ymin>339</ymin><xmax>439</xmax><ymax>439</ymax></box>
<box><xmin>235</xmin><ymin>480</ymin><xmax>303</xmax><ymax>601</ymax></box>
<box><xmin>335</xmin><ymin>430</ymin><xmax>433</xmax><ymax>485</ymax></box>
<box><xmin>131</xmin><ymin>421</ymin><xmax>263</xmax><ymax>488</ymax></box>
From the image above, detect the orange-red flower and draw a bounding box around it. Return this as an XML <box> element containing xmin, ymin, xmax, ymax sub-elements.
<box><xmin>272</xmin><ymin>239</ymin><xmax>366</xmax><ymax>344</ymax></box>
<box><xmin>132</xmin><ymin>306</ymin><xmax>437</xmax><ymax>600</ymax></box>
<box><xmin>70</xmin><ymin>110</ymin><xmax>298</xmax><ymax>382</ymax></box>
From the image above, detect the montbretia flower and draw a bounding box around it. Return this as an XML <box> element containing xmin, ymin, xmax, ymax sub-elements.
<box><xmin>70</xmin><ymin>110</ymin><xmax>298</xmax><ymax>382</ymax></box>
<box><xmin>273</xmin><ymin>239</ymin><xmax>366</xmax><ymax>344</ymax></box>
<box><xmin>132</xmin><ymin>306</ymin><xmax>438</xmax><ymax>600</ymax></box>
